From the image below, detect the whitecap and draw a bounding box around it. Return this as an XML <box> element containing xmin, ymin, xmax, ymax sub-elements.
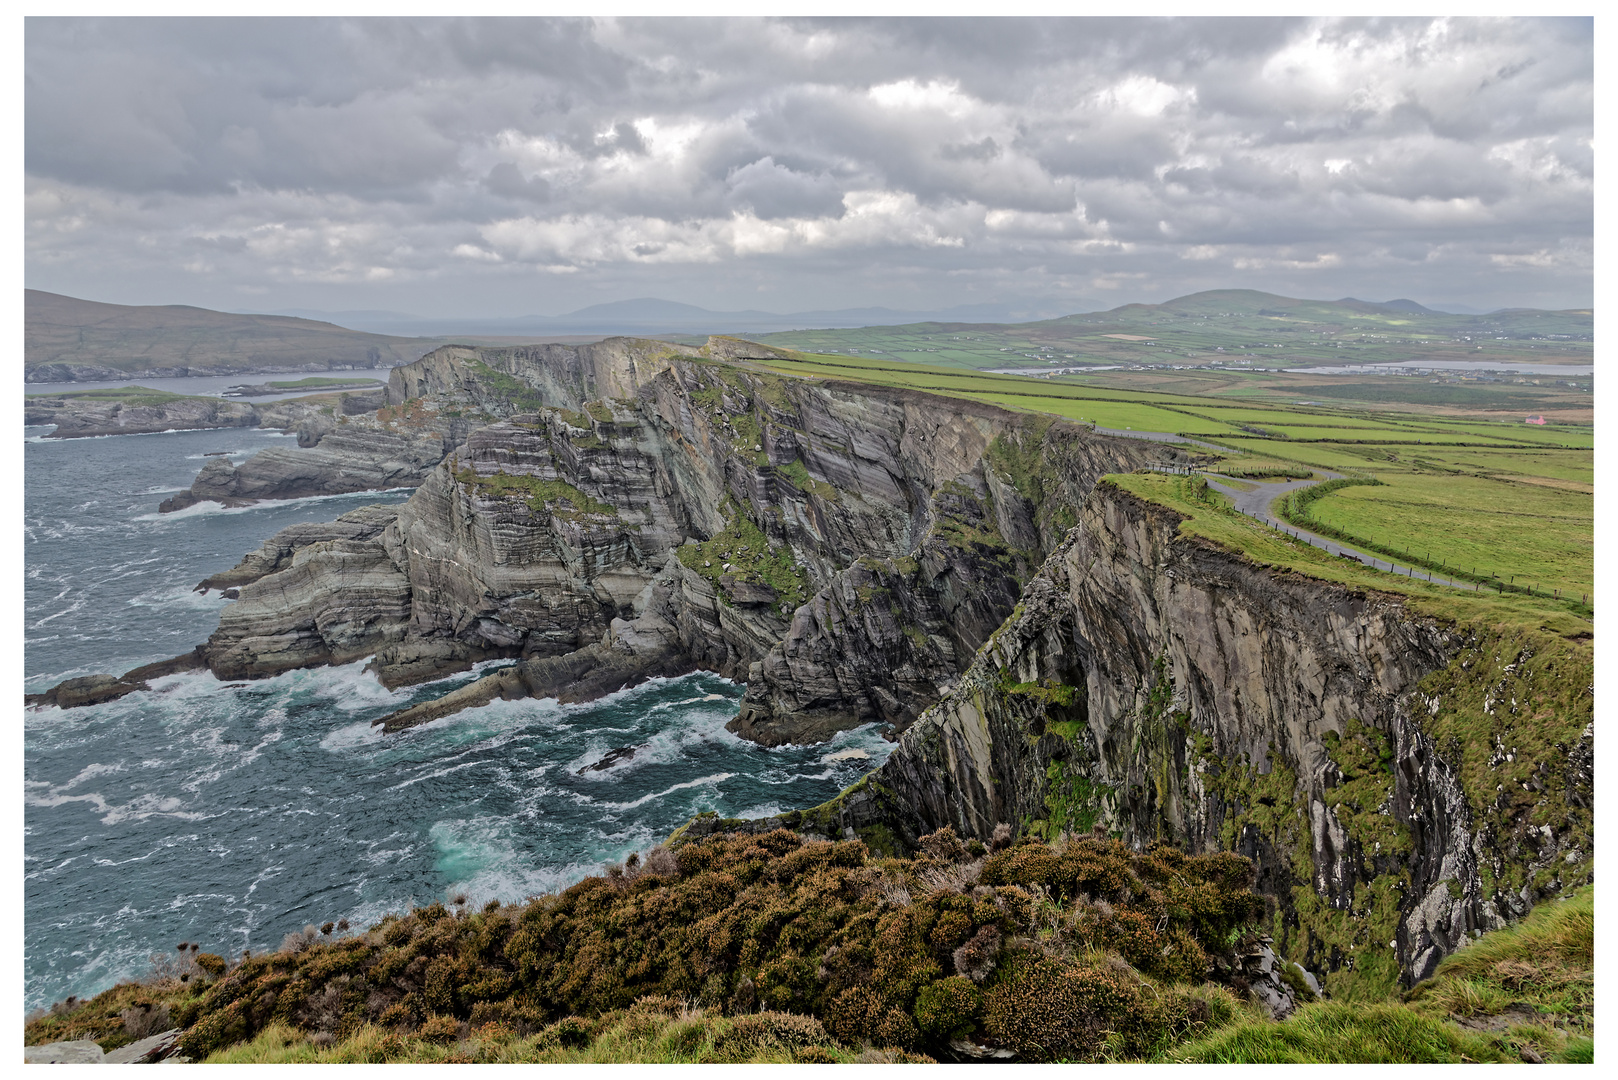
<box><xmin>759</xmin><ymin>769</ymin><xmax>836</xmax><ymax>784</ymax></box>
<box><xmin>320</xmin><ymin>720</ymin><xmax>386</xmax><ymax>752</ymax></box>
<box><xmin>597</xmin><ymin>772</ymin><xmax>735</xmax><ymax>811</ymax></box>
<box><xmin>388</xmin><ymin>759</ymin><xmax>491</xmax><ymax>790</ymax></box>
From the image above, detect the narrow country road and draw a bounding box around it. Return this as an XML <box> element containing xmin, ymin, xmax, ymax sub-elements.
<box><xmin>1202</xmin><ymin>471</ymin><xmax>1473</xmax><ymax>590</ymax></box>
<box><xmin>1095</xmin><ymin>424</ymin><xmax>1476</xmax><ymax>592</ymax></box>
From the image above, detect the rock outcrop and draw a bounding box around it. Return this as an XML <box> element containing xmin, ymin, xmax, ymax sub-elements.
<box><xmin>26</xmin><ymin>387</ymin><xmax>386</xmax><ymax>441</ymax></box>
<box><xmin>174</xmin><ymin>338</ymin><xmax>1171</xmax><ymax>740</ymax></box>
<box><xmin>788</xmin><ymin>479</ymin><xmax>1593</xmax><ymax>994</ymax></box>
<box><xmin>195</xmin><ymin>504</ymin><xmax>403</xmax><ymax>592</ymax></box>
<box><xmin>24</xmin><ymin>394</ymin><xmax>260</xmax><ymax>438</ymax></box>
<box><xmin>25</xmin><ymin>650</ymin><xmax>207</xmax><ymax>710</ymax></box>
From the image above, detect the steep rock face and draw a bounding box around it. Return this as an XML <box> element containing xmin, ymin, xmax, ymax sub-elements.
<box><xmin>195</xmin><ymin>339</ymin><xmax>1171</xmax><ymax>737</ymax></box>
<box><xmin>800</xmin><ymin>482</ymin><xmax>1593</xmax><ymax>993</ymax></box>
<box><xmin>196</xmin><ymin>505</ymin><xmax>401</xmax><ymax>592</ymax></box>
<box><xmin>732</xmin><ymin>417</ymin><xmax>1149</xmax><ymax>745</ymax></box>
<box><xmin>204</xmin><ymin>537</ymin><xmax>412</xmax><ymax>679</ymax></box>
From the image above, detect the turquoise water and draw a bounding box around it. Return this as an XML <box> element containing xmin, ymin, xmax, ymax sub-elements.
<box><xmin>23</xmin><ymin>423</ymin><xmax>890</xmax><ymax>1012</ymax></box>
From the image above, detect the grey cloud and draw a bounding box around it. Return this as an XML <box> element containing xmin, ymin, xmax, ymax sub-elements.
<box><xmin>940</xmin><ymin>137</ymin><xmax>999</xmax><ymax>162</ymax></box>
<box><xmin>24</xmin><ymin>16</ymin><xmax>1592</xmax><ymax>315</ymax></box>
<box><xmin>723</xmin><ymin>158</ymin><xmax>845</xmax><ymax>220</ymax></box>
<box><xmin>486</xmin><ymin>163</ymin><xmax>552</xmax><ymax>203</ymax></box>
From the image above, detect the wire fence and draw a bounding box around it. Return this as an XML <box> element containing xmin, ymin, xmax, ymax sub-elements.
<box><xmin>1136</xmin><ymin>462</ymin><xmax>1592</xmax><ymax>610</ymax></box>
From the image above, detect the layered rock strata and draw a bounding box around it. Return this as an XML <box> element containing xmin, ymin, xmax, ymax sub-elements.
<box><xmin>171</xmin><ymin>338</ymin><xmax>1170</xmax><ymax>741</ymax></box>
<box><xmin>26</xmin><ymin>388</ymin><xmax>385</xmax><ymax>441</ymax></box>
<box><xmin>778</xmin><ymin>480</ymin><xmax>1592</xmax><ymax>993</ymax></box>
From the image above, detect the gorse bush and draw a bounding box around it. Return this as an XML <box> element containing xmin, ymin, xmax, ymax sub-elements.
<box><xmin>29</xmin><ymin>827</ymin><xmax>1274</xmax><ymax>1062</ymax></box>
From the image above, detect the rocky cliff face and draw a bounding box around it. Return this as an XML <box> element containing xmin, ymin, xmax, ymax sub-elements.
<box><xmin>795</xmin><ymin>480</ymin><xmax>1593</xmax><ymax>996</ymax></box>
<box><xmin>193</xmin><ymin>338</ymin><xmax>1170</xmax><ymax>741</ymax></box>
<box><xmin>26</xmin><ymin>388</ymin><xmax>385</xmax><ymax>441</ymax></box>
<box><xmin>25</xmin><ymin>395</ymin><xmax>261</xmax><ymax>438</ymax></box>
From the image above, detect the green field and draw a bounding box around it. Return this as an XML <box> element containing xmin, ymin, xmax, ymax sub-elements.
<box><xmin>758</xmin><ymin>290</ymin><xmax>1591</xmax><ymax>375</ymax></box>
<box><xmin>262</xmin><ymin>376</ymin><xmax>385</xmax><ymax>389</ymax></box>
<box><xmin>1298</xmin><ymin>474</ymin><xmax>1591</xmax><ymax>595</ymax></box>
<box><xmin>24</xmin><ymin>385</ymin><xmax>209</xmax><ymax>407</ymax></box>
<box><xmin>742</xmin><ymin>343</ymin><xmax>1593</xmax><ymax>619</ymax></box>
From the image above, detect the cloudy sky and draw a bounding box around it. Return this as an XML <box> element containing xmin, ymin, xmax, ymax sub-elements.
<box><xmin>24</xmin><ymin>16</ymin><xmax>1593</xmax><ymax>317</ymax></box>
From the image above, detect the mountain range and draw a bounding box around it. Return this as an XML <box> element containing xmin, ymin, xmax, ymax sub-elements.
<box><xmin>259</xmin><ymin>296</ymin><xmax>1098</xmax><ymax>337</ymax></box>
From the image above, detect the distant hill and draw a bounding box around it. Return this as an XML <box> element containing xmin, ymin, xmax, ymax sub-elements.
<box><xmin>25</xmin><ymin>290</ymin><xmax>457</xmax><ymax>383</ymax></box>
<box><xmin>757</xmin><ymin>289</ymin><xmax>1591</xmax><ymax>372</ymax></box>
<box><xmin>265</xmin><ymin>296</ymin><xmax>1097</xmax><ymax>337</ymax></box>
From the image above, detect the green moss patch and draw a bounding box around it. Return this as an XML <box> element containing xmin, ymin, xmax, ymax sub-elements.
<box><xmin>456</xmin><ymin>467</ymin><xmax>616</xmax><ymax>520</ymax></box>
<box><xmin>675</xmin><ymin>501</ymin><xmax>808</xmax><ymax>609</ymax></box>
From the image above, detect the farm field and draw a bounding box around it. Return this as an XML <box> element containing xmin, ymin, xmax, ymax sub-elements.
<box><xmin>1301</xmin><ymin>473</ymin><xmax>1591</xmax><ymax>595</ymax></box>
<box><xmin>758</xmin><ymin>289</ymin><xmax>1592</xmax><ymax>374</ymax></box>
<box><xmin>746</xmin><ymin>345</ymin><xmax>1593</xmax><ymax>616</ymax></box>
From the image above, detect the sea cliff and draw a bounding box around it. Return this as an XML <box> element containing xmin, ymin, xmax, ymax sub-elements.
<box><xmin>781</xmin><ymin>478</ymin><xmax>1592</xmax><ymax>994</ymax></box>
<box><xmin>174</xmin><ymin>338</ymin><xmax>1169</xmax><ymax>745</ymax></box>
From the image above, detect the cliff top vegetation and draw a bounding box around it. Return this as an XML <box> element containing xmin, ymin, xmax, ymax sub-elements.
<box><xmin>24</xmin><ymin>831</ymin><xmax>1590</xmax><ymax>1064</ymax></box>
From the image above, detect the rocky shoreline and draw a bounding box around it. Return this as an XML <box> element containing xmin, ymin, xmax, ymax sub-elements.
<box><xmin>32</xmin><ymin>335</ymin><xmax>1173</xmax><ymax>750</ymax></box>
<box><xmin>25</xmin><ymin>385</ymin><xmax>386</xmax><ymax>441</ymax></box>
<box><xmin>26</xmin><ymin>334</ymin><xmax>1590</xmax><ymax>999</ymax></box>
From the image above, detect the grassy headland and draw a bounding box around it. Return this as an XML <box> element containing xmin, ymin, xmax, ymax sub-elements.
<box><xmin>25</xmin><ymin>831</ymin><xmax>1591</xmax><ymax>1064</ymax></box>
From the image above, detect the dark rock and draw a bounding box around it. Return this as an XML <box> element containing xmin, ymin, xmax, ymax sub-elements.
<box><xmin>578</xmin><ymin>747</ymin><xmax>638</xmax><ymax>774</ymax></box>
<box><xmin>26</xmin><ymin>650</ymin><xmax>208</xmax><ymax>711</ymax></box>
<box><xmin>52</xmin><ymin>674</ymin><xmax>144</xmax><ymax>709</ymax></box>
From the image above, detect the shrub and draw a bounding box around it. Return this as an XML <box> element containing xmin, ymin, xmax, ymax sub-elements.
<box><xmin>378</xmin><ymin>1001</ymin><xmax>414</xmax><ymax>1028</ymax></box>
<box><xmin>913</xmin><ymin>976</ymin><xmax>979</xmax><ymax>1040</ymax></box>
<box><xmin>547</xmin><ymin>1015</ymin><xmax>593</xmax><ymax>1048</ymax></box>
<box><xmin>194</xmin><ymin>953</ymin><xmax>228</xmax><ymax>978</ymax></box>
<box><xmin>417</xmin><ymin>1014</ymin><xmax>461</xmax><ymax>1045</ymax></box>
<box><xmin>43</xmin><ymin>828</ymin><xmax>1274</xmax><ymax>1063</ymax></box>
<box><xmin>982</xmin><ymin>952</ymin><xmax>1143</xmax><ymax>1061</ymax></box>
<box><xmin>952</xmin><ymin>925</ymin><xmax>1001</xmax><ymax>983</ymax></box>
<box><xmin>122</xmin><ymin>1001</ymin><xmax>172</xmax><ymax>1040</ymax></box>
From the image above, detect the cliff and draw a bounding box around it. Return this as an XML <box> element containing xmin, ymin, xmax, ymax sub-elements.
<box><xmin>784</xmin><ymin>479</ymin><xmax>1592</xmax><ymax>996</ymax></box>
<box><xmin>26</xmin><ymin>386</ymin><xmax>386</xmax><ymax>443</ymax></box>
<box><xmin>184</xmin><ymin>338</ymin><xmax>1168</xmax><ymax>742</ymax></box>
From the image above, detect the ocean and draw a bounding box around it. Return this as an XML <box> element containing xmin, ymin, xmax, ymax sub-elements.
<box><xmin>23</xmin><ymin>421</ymin><xmax>891</xmax><ymax>1013</ymax></box>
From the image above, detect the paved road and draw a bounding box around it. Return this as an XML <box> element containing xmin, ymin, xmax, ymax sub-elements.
<box><xmin>1092</xmin><ymin>422</ymin><xmax>1478</xmax><ymax>592</ymax></box>
<box><xmin>1092</xmin><ymin>426</ymin><xmax>1227</xmax><ymax>452</ymax></box>
<box><xmin>1201</xmin><ymin>472</ymin><xmax>1474</xmax><ymax>591</ymax></box>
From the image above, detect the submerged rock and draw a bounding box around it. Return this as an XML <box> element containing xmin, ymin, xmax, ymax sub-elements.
<box><xmin>578</xmin><ymin>746</ymin><xmax>638</xmax><ymax>774</ymax></box>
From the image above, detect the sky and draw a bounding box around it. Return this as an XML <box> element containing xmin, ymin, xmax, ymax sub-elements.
<box><xmin>23</xmin><ymin>15</ymin><xmax>1594</xmax><ymax>318</ymax></box>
